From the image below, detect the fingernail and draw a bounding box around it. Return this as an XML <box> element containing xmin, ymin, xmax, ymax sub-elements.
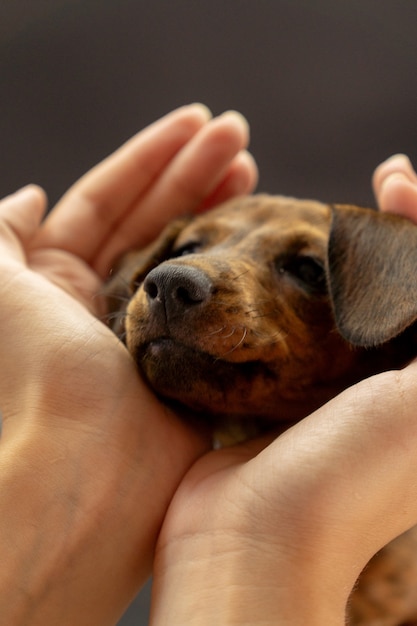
<box><xmin>220</xmin><ymin>110</ymin><xmax>249</xmax><ymax>125</ymax></box>
<box><xmin>218</xmin><ymin>110</ymin><xmax>250</xmax><ymax>140</ymax></box>
<box><xmin>187</xmin><ymin>103</ymin><xmax>212</xmax><ymax>121</ymax></box>
<box><xmin>383</xmin><ymin>153</ymin><xmax>412</xmax><ymax>167</ymax></box>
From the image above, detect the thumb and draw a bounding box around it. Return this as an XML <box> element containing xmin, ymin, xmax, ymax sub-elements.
<box><xmin>0</xmin><ymin>185</ymin><xmax>47</xmax><ymax>261</ymax></box>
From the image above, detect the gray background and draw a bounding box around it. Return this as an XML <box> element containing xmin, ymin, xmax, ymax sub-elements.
<box><xmin>1</xmin><ymin>1</ymin><xmax>416</xmax><ymax>623</ymax></box>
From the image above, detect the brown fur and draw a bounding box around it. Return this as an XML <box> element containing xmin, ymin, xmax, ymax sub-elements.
<box><xmin>105</xmin><ymin>194</ymin><xmax>417</xmax><ymax>625</ymax></box>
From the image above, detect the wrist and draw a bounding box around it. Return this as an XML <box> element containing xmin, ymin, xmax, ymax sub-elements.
<box><xmin>0</xmin><ymin>383</ymin><xmax>206</xmax><ymax>625</ymax></box>
<box><xmin>151</xmin><ymin>531</ymin><xmax>349</xmax><ymax>625</ymax></box>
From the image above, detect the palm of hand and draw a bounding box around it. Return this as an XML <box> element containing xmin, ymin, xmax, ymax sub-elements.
<box><xmin>156</xmin><ymin>435</ymin><xmax>273</xmax><ymax>552</ymax></box>
<box><xmin>28</xmin><ymin>244</ymin><xmax>104</xmax><ymax>315</ymax></box>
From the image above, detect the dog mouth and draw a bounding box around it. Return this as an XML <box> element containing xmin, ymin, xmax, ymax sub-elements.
<box><xmin>137</xmin><ymin>337</ymin><xmax>211</xmax><ymax>383</ymax></box>
<box><xmin>133</xmin><ymin>337</ymin><xmax>275</xmax><ymax>416</ymax></box>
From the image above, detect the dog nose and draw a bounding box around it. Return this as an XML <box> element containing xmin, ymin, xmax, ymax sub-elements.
<box><xmin>143</xmin><ymin>264</ymin><xmax>213</xmax><ymax>319</ymax></box>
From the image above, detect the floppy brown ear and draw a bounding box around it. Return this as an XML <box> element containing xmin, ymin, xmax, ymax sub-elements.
<box><xmin>326</xmin><ymin>204</ymin><xmax>417</xmax><ymax>347</ymax></box>
<box><xmin>104</xmin><ymin>217</ymin><xmax>191</xmax><ymax>331</ymax></box>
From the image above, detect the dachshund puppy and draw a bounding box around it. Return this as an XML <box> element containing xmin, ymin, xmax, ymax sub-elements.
<box><xmin>106</xmin><ymin>194</ymin><xmax>417</xmax><ymax>625</ymax></box>
<box><xmin>106</xmin><ymin>194</ymin><xmax>417</xmax><ymax>426</ymax></box>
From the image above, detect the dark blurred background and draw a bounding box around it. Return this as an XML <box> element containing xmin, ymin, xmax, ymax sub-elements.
<box><xmin>1</xmin><ymin>1</ymin><xmax>416</xmax><ymax>623</ymax></box>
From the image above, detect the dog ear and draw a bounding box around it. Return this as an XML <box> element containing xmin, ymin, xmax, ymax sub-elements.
<box><xmin>104</xmin><ymin>216</ymin><xmax>191</xmax><ymax>330</ymax></box>
<box><xmin>326</xmin><ymin>204</ymin><xmax>417</xmax><ymax>347</ymax></box>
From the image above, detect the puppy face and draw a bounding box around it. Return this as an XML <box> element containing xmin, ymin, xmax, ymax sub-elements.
<box><xmin>108</xmin><ymin>196</ymin><xmax>355</xmax><ymax>422</ymax></box>
<box><xmin>106</xmin><ymin>194</ymin><xmax>417</xmax><ymax>425</ymax></box>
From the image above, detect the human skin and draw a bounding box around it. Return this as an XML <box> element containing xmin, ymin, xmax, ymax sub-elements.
<box><xmin>2</xmin><ymin>107</ymin><xmax>416</xmax><ymax>625</ymax></box>
<box><xmin>148</xmin><ymin>154</ymin><xmax>417</xmax><ymax>626</ymax></box>
<box><xmin>373</xmin><ymin>153</ymin><xmax>417</xmax><ymax>220</ymax></box>
<box><xmin>0</xmin><ymin>104</ymin><xmax>258</xmax><ymax>626</ymax></box>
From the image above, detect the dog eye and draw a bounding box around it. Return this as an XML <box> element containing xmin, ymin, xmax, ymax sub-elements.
<box><xmin>171</xmin><ymin>242</ymin><xmax>201</xmax><ymax>257</ymax></box>
<box><xmin>278</xmin><ymin>256</ymin><xmax>326</xmax><ymax>293</ymax></box>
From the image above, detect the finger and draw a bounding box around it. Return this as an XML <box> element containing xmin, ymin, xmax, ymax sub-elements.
<box><xmin>373</xmin><ymin>154</ymin><xmax>417</xmax><ymax>203</ymax></box>
<box><xmin>373</xmin><ymin>154</ymin><xmax>417</xmax><ymax>195</ymax></box>
<box><xmin>378</xmin><ymin>173</ymin><xmax>417</xmax><ymax>222</ymax></box>
<box><xmin>36</xmin><ymin>104</ymin><xmax>212</xmax><ymax>259</ymax></box>
<box><xmin>93</xmin><ymin>111</ymin><xmax>251</xmax><ymax>275</ymax></box>
<box><xmin>198</xmin><ymin>150</ymin><xmax>258</xmax><ymax>212</ymax></box>
<box><xmin>76</xmin><ymin>104</ymin><xmax>212</xmax><ymax>209</ymax></box>
<box><xmin>0</xmin><ymin>186</ymin><xmax>47</xmax><ymax>260</ymax></box>
<box><xmin>373</xmin><ymin>154</ymin><xmax>417</xmax><ymax>222</ymax></box>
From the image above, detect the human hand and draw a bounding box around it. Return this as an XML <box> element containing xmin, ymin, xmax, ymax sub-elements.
<box><xmin>32</xmin><ymin>104</ymin><xmax>257</xmax><ymax>311</ymax></box>
<box><xmin>150</xmin><ymin>367</ymin><xmax>417</xmax><ymax>625</ymax></box>
<box><xmin>149</xmin><ymin>155</ymin><xmax>417</xmax><ymax>626</ymax></box>
<box><xmin>0</xmin><ymin>105</ymin><xmax>257</xmax><ymax>626</ymax></box>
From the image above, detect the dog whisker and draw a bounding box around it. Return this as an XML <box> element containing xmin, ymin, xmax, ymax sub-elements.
<box><xmin>216</xmin><ymin>326</ymin><xmax>248</xmax><ymax>359</ymax></box>
<box><xmin>243</xmin><ymin>303</ymin><xmax>282</xmax><ymax>320</ymax></box>
<box><xmin>100</xmin><ymin>311</ymin><xmax>128</xmax><ymax>344</ymax></box>
<box><xmin>100</xmin><ymin>311</ymin><xmax>127</xmax><ymax>325</ymax></box>
<box><xmin>105</xmin><ymin>293</ymin><xmax>131</xmax><ymax>303</ymax></box>
<box><xmin>220</xmin><ymin>327</ymin><xmax>238</xmax><ymax>339</ymax></box>
<box><xmin>233</xmin><ymin>326</ymin><xmax>247</xmax><ymax>350</ymax></box>
<box><xmin>231</xmin><ymin>269</ymin><xmax>250</xmax><ymax>281</ymax></box>
<box><xmin>245</xmin><ymin>309</ymin><xmax>268</xmax><ymax>319</ymax></box>
<box><xmin>116</xmin><ymin>330</ymin><xmax>127</xmax><ymax>344</ymax></box>
<box><xmin>247</xmin><ymin>327</ymin><xmax>288</xmax><ymax>346</ymax></box>
<box><xmin>98</xmin><ymin>275</ymin><xmax>133</xmax><ymax>295</ymax></box>
<box><xmin>250</xmin><ymin>313</ymin><xmax>274</xmax><ymax>320</ymax></box>
<box><xmin>267</xmin><ymin>330</ymin><xmax>288</xmax><ymax>344</ymax></box>
<box><xmin>205</xmin><ymin>326</ymin><xmax>227</xmax><ymax>337</ymax></box>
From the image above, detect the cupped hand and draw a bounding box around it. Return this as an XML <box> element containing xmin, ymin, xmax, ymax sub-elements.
<box><xmin>31</xmin><ymin>104</ymin><xmax>257</xmax><ymax>311</ymax></box>
<box><xmin>0</xmin><ymin>105</ymin><xmax>257</xmax><ymax>626</ymax></box>
<box><xmin>1</xmin><ymin>104</ymin><xmax>257</xmax><ymax>424</ymax></box>
<box><xmin>149</xmin><ymin>154</ymin><xmax>417</xmax><ymax>626</ymax></box>
<box><xmin>150</xmin><ymin>367</ymin><xmax>417</xmax><ymax>625</ymax></box>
